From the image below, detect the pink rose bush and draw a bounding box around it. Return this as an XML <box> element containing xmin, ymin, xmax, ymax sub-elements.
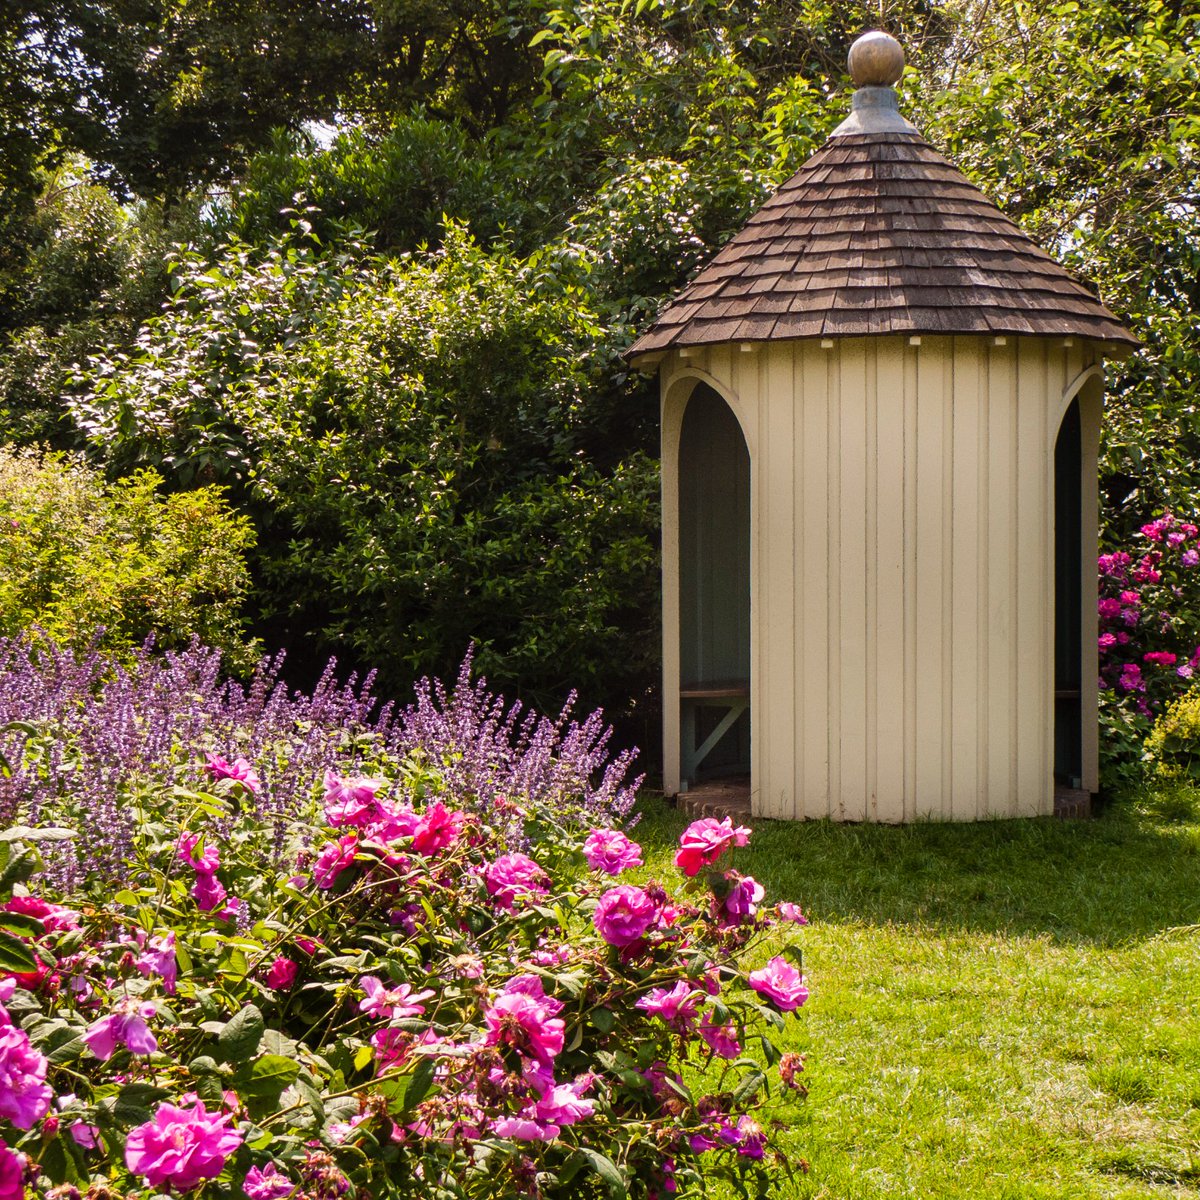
<box><xmin>0</xmin><ymin>713</ymin><xmax>809</xmax><ymax>1196</ymax></box>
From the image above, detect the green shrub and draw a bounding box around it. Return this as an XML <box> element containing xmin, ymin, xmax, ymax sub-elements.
<box><xmin>0</xmin><ymin>446</ymin><xmax>258</xmax><ymax>668</ymax></box>
<box><xmin>1144</xmin><ymin>685</ymin><xmax>1200</xmax><ymax>783</ymax></box>
<box><xmin>71</xmin><ymin>224</ymin><xmax>660</xmax><ymax>714</ymax></box>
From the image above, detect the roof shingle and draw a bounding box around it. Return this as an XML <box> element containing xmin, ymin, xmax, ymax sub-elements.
<box><xmin>629</xmin><ymin>128</ymin><xmax>1138</xmax><ymax>357</ymax></box>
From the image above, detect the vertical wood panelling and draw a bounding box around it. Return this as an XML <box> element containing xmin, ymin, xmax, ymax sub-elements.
<box><xmin>950</xmin><ymin>339</ymin><xmax>982</xmax><ymax>819</ymax></box>
<box><xmin>761</xmin><ymin>346</ymin><xmax>795</xmax><ymax>819</ymax></box>
<box><xmin>873</xmin><ymin>340</ymin><xmax>906</xmax><ymax>821</ymax></box>
<box><xmin>902</xmin><ymin>342</ymin><xmax>920</xmax><ymax>818</ymax></box>
<box><xmin>663</xmin><ymin>331</ymin><xmax>1098</xmax><ymax>824</ymax></box>
<box><xmin>839</xmin><ymin>341</ymin><xmax>869</xmax><ymax>821</ymax></box>
<box><xmin>984</xmin><ymin>342</ymin><xmax>1016</xmax><ymax>813</ymax></box>
<box><xmin>1015</xmin><ymin>341</ymin><xmax>1051</xmax><ymax>814</ymax></box>
<box><xmin>799</xmin><ymin>343</ymin><xmax>832</xmax><ymax>818</ymax></box>
<box><xmin>975</xmin><ymin>343</ymin><xmax>991</xmax><ymax>816</ymax></box>
<box><xmin>913</xmin><ymin>340</ymin><xmax>947</xmax><ymax>815</ymax></box>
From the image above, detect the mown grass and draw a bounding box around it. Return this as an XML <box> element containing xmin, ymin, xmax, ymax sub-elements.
<box><xmin>632</xmin><ymin>787</ymin><xmax>1200</xmax><ymax>1198</ymax></box>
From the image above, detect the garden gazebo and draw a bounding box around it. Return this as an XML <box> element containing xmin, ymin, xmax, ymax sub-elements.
<box><xmin>630</xmin><ymin>31</ymin><xmax>1138</xmax><ymax>822</ymax></box>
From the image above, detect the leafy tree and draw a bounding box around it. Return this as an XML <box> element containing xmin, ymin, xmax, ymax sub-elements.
<box><xmin>71</xmin><ymin>226</ymin><xmax>659</xmax><ymax>714</ymax></box>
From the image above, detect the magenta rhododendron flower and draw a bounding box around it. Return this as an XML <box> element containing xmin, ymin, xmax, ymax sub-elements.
<box><xmin>0</xmin><ymin>1011</ymin><xmax>52</xmax><ymax>1128</ymax></box>
<box><xmin>582</xmin><ymin>828</ymin><xmax>643</xmax><ymax>875</ymax></box>
<box><xmin>1144</xmin><ymin>651</ymin><xmax>1177</xmax><ymax>667</ymax></box>
<box><xmin>411</xmin><ymin>802</ymin><xmax>464</xmax><ymax>856</ymax></box>
<box><xmin>358</xmin><ymin>977</ymin><xmax>434</xmax><ymax>1020</ymax></box>
<box><xmin>593</xmin><ymin>884</ymin><xmax>659</xmax><ymax>947</ymax></box>
<box><xmin>0</xmin><ymin>1142</ymin><xmax>23</xmax><ymax>1200</ymax></box>
<box><xmin>263</xmin><ymin>957</ymin><xmax>299</xmax><ymax>991</ymax></box>
<box><xmin>125</xmin><ymin>1098</ymin><xmax>243</xmax><ymax>1190</ymax></box>
<box><xmin>244</xmin><ymin>1162</ymin><xmax>297</xmax><ymax>1199</ymax></box>
<box><xmin>484</xmin><ymin>975</ymin><xmax>565</xmax><ymax>1066</ymax></box>
<box><xmin>484</xmin><ymin>853</ymin><xmax>549</xmax><ymax>909</ymax></box>
<box><xmin>313</xmin><ymin>834</ymin><xmax>359</xmax><ymax>889</ymax></box>
<box><xmin>205</xmin><ymin>753</ymin><xmax>262</xmax><ymax>795</ymax></box>
<box><xmin>636</xmin><ymin>981</ymin><xmax>701</xmax><ymax>1030</ymax></box>
<box><xmin>748</xmin><ymin>956</ymin><xmax>809</xmax><ymax>1011</ymax></box>
<box><xmin>674</xmin><ymin>817</ymin><xmax>751</xmax><ymax>877</ymax></box>
<box><xmin>84</xmin><ymin>1003</ymin><xmax>159</xmax><ymax>1060</ymax></box>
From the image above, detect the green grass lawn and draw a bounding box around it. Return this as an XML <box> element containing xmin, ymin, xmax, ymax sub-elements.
<box><xmin>632</xmin><ymin>789</ymin><xmax>1200</xmax><ymax>1198</ymax></box>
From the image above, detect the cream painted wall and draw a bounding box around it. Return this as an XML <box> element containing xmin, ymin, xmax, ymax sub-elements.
<box><xmin>660</xmin><ymin>335</ymin><xmax>1104</xmax><ymax>822</ymax></box>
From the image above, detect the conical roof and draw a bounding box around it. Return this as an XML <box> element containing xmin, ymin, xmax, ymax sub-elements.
<box><xmin>629</xmin><ymin>40</ymin><xmax>1137</xmax><ymax>358</ymax></box>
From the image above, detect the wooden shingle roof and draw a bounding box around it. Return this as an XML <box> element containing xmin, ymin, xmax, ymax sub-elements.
<box><xmin>629</xmin><ymin>119</ymin><xmax>1138</xmax><ymax>357</ymax></box>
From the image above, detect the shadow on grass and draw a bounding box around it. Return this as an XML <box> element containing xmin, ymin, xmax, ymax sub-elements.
<box><xmin>632</xmin><ymin>788</ymin><xmax>1200</xmax><ymax>946</ymax></box>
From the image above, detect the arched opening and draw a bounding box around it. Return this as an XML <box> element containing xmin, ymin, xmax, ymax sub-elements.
<box><xmin>677</xmin><ymin>383</ymin><xmax>751</xmax><ymax>785</ymax></box>
<box><xmin>1054</xmin><ymin>397</ymin><xmax>1083</xmax><ymax>787</ymax></box>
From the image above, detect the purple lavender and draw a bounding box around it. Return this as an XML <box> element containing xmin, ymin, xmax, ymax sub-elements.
<box><xmin>0</xmin><ymin>636</ymin><xmax>640</xmax><ymax>887</ymax></box>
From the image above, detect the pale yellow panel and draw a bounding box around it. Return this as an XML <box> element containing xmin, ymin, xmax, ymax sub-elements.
<box><xmin>872</xmin><ymin>340</ymin><xmax>907</xmax><ymax>821</ymax></box>
<box><xmin>983</xmin><ymin>342</ymin><xmax>1017</xmax><ymax>814</ymax></box>
<box><xmin>798</xmin><ymin>342</ymin><xmax>832</xmax><ymax>818</ymax></box>
<box><xmin>838</xmin><ymin>341</ymin><xmax>869</xmax><ymax>821</ymax></box>
<box><xmin>912</xmin><ymin>341</ymin><xmax>948</xmax><ymax>817</ymax></box>
<box><xmin>949</xmin><ymin>339</ymin><xmax>982</xmax><ymax>820</ymax></box>
<box><xmin>759</xmin><ymin>345</ymin><xmax>795</xmax><ymax>819</ymax></box>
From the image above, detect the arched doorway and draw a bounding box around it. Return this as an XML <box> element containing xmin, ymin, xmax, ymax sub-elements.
<box><xmin>677</xmin><ymin>383</ymin><xmax>751</xmax><ymax>785</ymax></box>
<box><xmin>1054</xmin><ymin>397</ymin><xmax>1083</xmax><ymax>787</ymax></box>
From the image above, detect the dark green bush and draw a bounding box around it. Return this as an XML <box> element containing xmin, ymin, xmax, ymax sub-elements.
<box><xmin>71</xmin><ymin>224</ymin><xmax>659</xmax><ymax>714</ymax></box>
<box><xmin>0</xmin><ymin>446</ymin><xmax>258</xmax><ymax>667</ymax></box>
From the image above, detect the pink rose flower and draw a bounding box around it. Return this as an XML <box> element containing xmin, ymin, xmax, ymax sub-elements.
<box><xmin>358</xmin><ymin>977</ymin><xmax>434</xmax><ymax>1020</ymax></box>
<box><xmin>205</xmin><ymin>754</ymin><xmax>262</xmax><ymax>795</ymax></box>
<box><xmin>698</xmin><ymin>1014</ymin><xmax>741</xmax><ymax>1059</ymax></box>
<box><xmin>491</xmin><ymin>1113</ymin><xmax>558</xmax><ymax>1142</ymax></box>
<box><xmin>4</xmin><ymin>895</ymin><xmax>79</xmax><ymax>933</ymax></box>
<box><xmin>0</xmin><ymin>1141</ymin><xmax>23</xmax><ymax>1200</ymax></box>
<box><xmin>582</xmin><ymin>828</ymin><xmax>644</xmax><ymax>875</ymax></box>
<box><xmin>178</xmin><ymin>832</ymin><xmax>220</xmax><ymax>873</ymax></box>
<box><xmin>593</xmin><ymin>885</ymin><xmax>658</xmax><ymax>947</ymax></box>
<box><xmin>322</xmin><ymin>770</ymin><xmax>386</xmax><ymax>826</ymax></box>
<box><xmin>484</xmin><ymin>853</ymin><xmax>549</xmax><ymax>909</ymax></box>
<box><xmin>748</xmin><ymin>955</ymin><xmax>809</xmax><ymax>1011</ymax></box>
<box><xmin>484</xmin><ymin>976</ymin><xmax>564</xmax><ymax>1066</ymax></box>
<box><xmin>125</xmin><ymin>1098</ymin><xmax>242</xmax><ymax>1190</ymax></box>
<box><xmin>635</xmin><ymin>981</ymin><xmax>701</xmax><ymax>1030</ymax></box>
<box><xmin>136</xmin><ymin>931</ymin><xmax>178</xmax><ymax>994</ymax></box>
<box><xmin>0</xmin><ymin>1016</ymin><xmax>51</xmax><ymax>1128</ymax></box>
<box><xmin>84</xmin><ymin>1003</ymin><xmax>159</xmax><ymax>1060</ymax></box>
<box><xmin>191</xmin><ymin>870</ymin><xmax>227</xmax><ymax>912</ymax></box>
<box><xmin>674</xmin><ymin>817</ymin><xmax>751</xmax><ymax>877</ymax></box>
<box><xmin>263</xmin><ymin>957</ymin><xmax>298</xmax><ymax>991</ymax></box>
<box><xmin>313</xmin><ymin>834</ymin><xmax>359</xmax><ymax>889</ymax></box>
<box><xmin>718</xmin><ymin>874</ymin><xmax>764</xmax><ymax>925</ymax></box>
<box><xmin>244</xmin><ymin>1163</ymin><xmax>297</xmax><ymax>1199</ymax></box>
<box><xmin>410</xmin><ymin>802</ymin><xmax>464</xmax><ymax>856</ymax></box>
<box><xmin>69</xmin><ymin>1121</ymin><xmax>100</xmax><ymax>1148</ymax></box>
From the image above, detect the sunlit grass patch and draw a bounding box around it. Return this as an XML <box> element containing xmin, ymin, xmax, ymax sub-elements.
<box><xmin>633</xmin><ymin>789</ymin><xmax>1200</xmax><ymax>1199</ymax></box>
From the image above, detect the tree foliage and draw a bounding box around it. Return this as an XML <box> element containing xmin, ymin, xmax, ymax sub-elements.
<box><xmin>2</xmin><ymin>0</ymin><xmax>1199</xmax><ymax>754</ymax></box>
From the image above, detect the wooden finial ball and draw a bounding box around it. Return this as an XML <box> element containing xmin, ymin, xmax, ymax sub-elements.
<box><xmin>848</xmin><ymin>31</ymin><xmax>905</xmax><ymax>87</ymax></box>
